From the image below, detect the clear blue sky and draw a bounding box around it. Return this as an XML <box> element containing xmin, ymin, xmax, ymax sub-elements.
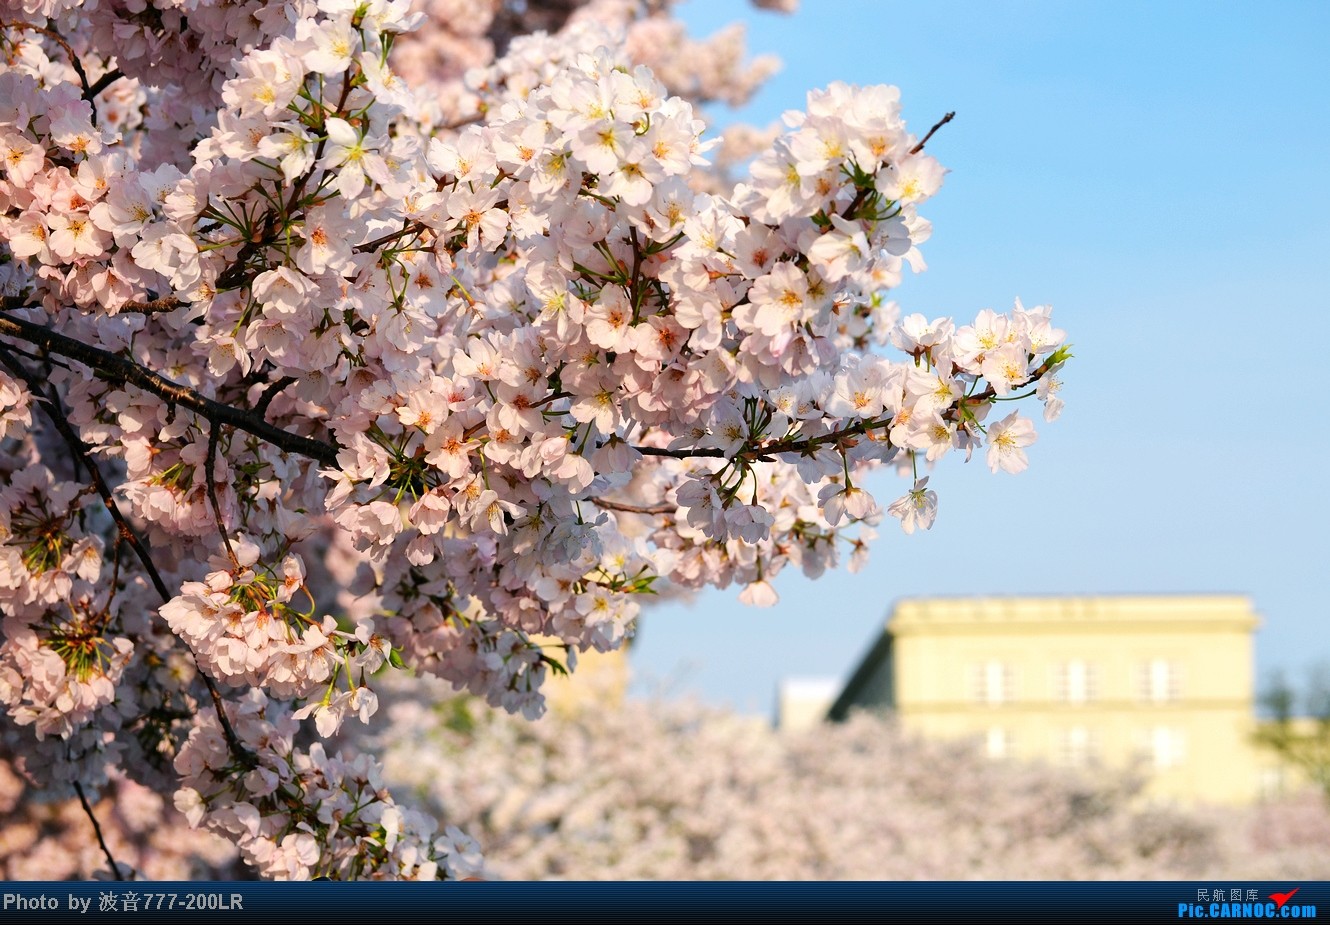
<box><xmin>627</xmin><ymin>0</ymin><xmax>1330</xmax><ymax>714</ymax></box>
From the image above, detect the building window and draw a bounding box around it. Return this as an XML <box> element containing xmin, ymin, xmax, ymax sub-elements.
<box><xmin>1054</xmin><ymin>659</ymin><xmax>1097</xmax><ymax>704</ymax></box>
<box><xmin>1056</xmin><ymin>726</ymin><xmax>1098</xmax><ymax>767</ymax></box>
<box><xmin>1259</xmin><ymin>767</ymin><xmax>1287</xmax><ymax>799</ymax></box>
<box><xmin>1137</xmin><ymin>658</ymin><xmax>1182</xmax><ymax>704</ymax></box>
<box><xmin>985</xmin><ymin>727</ymin><xmax>1012</xmax><ymax>760</ymax></box>
<box><xmin>1138</xmin><ymin>726</ymin><xmax>1186</xmax><ymax>770</ymax></box>
<box><xmin>971</xmin><ymin>660</ymin><xmax>1015</xmax><ymax>705</ymax></box>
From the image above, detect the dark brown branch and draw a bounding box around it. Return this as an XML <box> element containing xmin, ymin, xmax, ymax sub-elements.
<box><xmin>439</xmin><ymin>111</ymin><xmax>486</xmax><ymax>132</ymax></box>
<box><xmin>2</xmin><ymin>21</ymin><xmax>90</xmax><ymax>98</ymax></box>
<box><xmin>838</xmin><ymin>111</ymin><xmax>956</xmax><ymax>221</ymax></box>
<box><xmin>205</xmin><ymin>422</ymin><xmax>239</xmax><ymax>565</ymax></box>
<box><xmin>629</xmin><ymin>353</ymin><xmax>1062</xmax><ymax>465</ymax></box>
<box><xmin>632</xmin><ymin>415</ymin><xmax>895</xmax><ymax>463</ymax></box>
<box><xmin>354</xmin><ymin>222</ymin><xmax>429</xmax><ymax>254</ymax></box>
<box><xmin>486</xmin><ymin>0</ymin><xmax>580</xmax><ymax>55</ymax></box>
<box><xmin>84</xmin><ymin>68</ymin><xmax>125</xmax><ymax>100</ymax></box>
<box><xmin>118</xmin><ymin>296</ymin><xmax>182</xmax><ymax>315</ymax></box>
<box><xmin>636</xmin><ymin>445</ymin><xmax>724</xmax><ymax>459</ymax></box>
<box><xmin>0</xmin><ymin>339</ymin><xmax>71</xmax><ymax>368</ymax></box>
<box><xmin>0</xmin><ymin>345</ymin><xmax>256</xmax><ymax>767</ymax></box>
<box><xmin>72</xmin><ymin>780</ymin><xmax>124</xmax><ymax>881</ymax></box>
<box><xmin>0</xmin><ymin>21</ymin><xmax>115</xmax><ymax>125</ymax></box>
<box><xmin>911</xmin><ymin>111</ymin><xmax>956</xmax><ymax>155</ymax></box>
<box><xmin>283</xmin><ymin>71</ymin><xmax>354</xmax><ymax>218</ymax></box>
<box><xmin>0</xmin><ymin>345</ymin><xmax>173</xmax><ymax>604</ymax></box>
<box><xmin>0</xmin><ymin>313</ymin><xmax>340</xmax><ymax>466</ymax></box>
<box><xmin>253</xmin><ymin>376</ymin><xmax>296</xmax><ymax>418</ymax></box>
<box><xmin>590</xmin><ymin>498</ymin><xmax>675</xmax><ymax>515</ymax></box>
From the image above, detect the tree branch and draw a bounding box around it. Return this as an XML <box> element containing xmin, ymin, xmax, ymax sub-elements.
<box><xmin>628</xmin><ymin>354</ymin><xmax>1061</xmax><ymax>465</ymax></box>
<box><xmin>72</xmin><ymin>780</ymin><xmax>125</xmax><ymax>881</ymax></box>
<box><xmin>205</xmin><ymin>422</ymin><xmax>239</xmax><ymax>566</ymax></box>
<box><xmin>282</xmin><ymin>70</ymin><xmax>355</xmax><ymax>218</ymax></box>
<box><xmin>2</xmin><ymin>21</ymin><xmax>89</xmax><ymax>97</ymax></box>
<box><xmin>84</xmin><ymin>68</ymin><xmax>124</xmax><ymax>101</ymax></box>
<box><xmin>0</xmin><ymin>21</ymin><xmax>120</xmax><ymax>124</ymax></box>
<box><xmin>354</xmin><ymin>222</ymin><xmax>429</xmax><ymax>254</ymax></box>
<box><xmin>590</xmin><ymin>498</ymin><xmax>675</xmax><ymax>515</ymax></box>
<box><xmin>911</xmin><ymin>111</ymin><xmax>956</xmax><ymax>155</ymax></box>
<box><xmin>635</xmin><ymin>445</ymin><xmax>724</xmax><ymax>459</ymax></box>
<box><xmin>253</xmin><ymin>376</ymin><xmax>297</xmax><ymax>418</ymax></box>
<box><xmin>439</xmin><ymin>111</ymin><xmax>486</xmax><ymax>132</ymax></box>
<box><xmin>0</xmin><ymin>313</ymin><xmax>340</xmax><ymax>466</ymax></box>
<box><xmin>0</xmin><ymin>344</ymin><xmax>174</xmax><ymax>604</ymax></box>
<box><xmin>117</xmin><ymin>296</ymin><xmax>182</xmax><ymax>315</ymax></box>
<box><xmin>0</xmin><ymin>345</ymin><xmax>257</xmax><ymax>769</ymax></box>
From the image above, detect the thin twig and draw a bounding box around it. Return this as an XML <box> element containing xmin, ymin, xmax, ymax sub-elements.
<box><xmin>84</xmin><ymin>68</ymin><xmax>124</xmax><ymax>100</ymax></box>
<box><xmin>253</xmin><ymin>376</ymin><xmax>296</xmax><ymax>418</ymax></box>
<box><xmin>839</xmin><ymin>111</ymin><xmax>956</xmax><ymax>221</ymax></box>
<box><xmin>910</xmin><ymin>111</ymin><xmax>956</xmax><ymax>155</ymax></box>
<box><xmin>205</xmin><ymin>422</ymin><xmax>239</xmax><ymax>565</ymax></box>
<box><xmin>0</xmin><ymin>313</ymin><xmax>340</xmax><ymax>466</ymax></box>
<box><xmin>1</xmin><ymin>21</ymin><xmax>90</xmax><ymax>98</ymax></box>
<box><xmin>627</xmin><ymin>351</ymin><xmax>1060</xmax><ymax>465</ymax></box>
<box><xmin>283</xmin><ymin>71</ymin><xmax>354</xmax><ymax>218</ymax></box>
<box><xmin>590</xmin><ymin>498</ymin><xmax>675</xmax><ymax>515</ymax></box>
<box><xmin>72</xmin><ymin>780</ymin><xmax>125</xmax><ymax>881</ymax></box>
<box><xmin>106</xmin><ymin>537</ymin><xmax>124</xmax><ymax>612</ymax></box>
<box><xmin>0</xmin><ymin>339</ymin><xmax>71</xmax><ymax>368</ymax></box>
<box><xmin>0</xmin><ymin>21</ymin><xmax>118</xmax><ymax>125</ymax></box>
<box><xmin>440</xmin><ymin>111</ymin><xmax>485</xmax><ymax>132</ymax></box>
<box><xmin>354</xmin><ymin>222</ymin><xmax>428</xmax><ymax>254</ymax></box>
<box><xmin>0</xmin><ymin>345</ymin><xmax>172</xmax><ymax>602</ymax></box>
<box><xmin>635</xmin><ymin>445</ymin><xmax>724</xmax><ymax>459</ymax></box>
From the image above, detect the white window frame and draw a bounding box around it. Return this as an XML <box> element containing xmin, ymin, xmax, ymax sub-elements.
<box><xmin>1055</xmin><ymin>659</ymin><xmax>1097</xmax><ymax>705</ymax></box>
<box><xmin>972</xmin><ymin>660</ymin><xmax>1015</xmax><ymax>706</ymax></box>
<box><xmin>1139</xmin><ymin>659</ymin><xmax>1182</xmax><ymax>704</ymax></box>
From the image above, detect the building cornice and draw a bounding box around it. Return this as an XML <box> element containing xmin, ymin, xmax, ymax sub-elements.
<box><xmin>889</xmin><ymin>595</ymin><xmax>1259</xmax><ymax>634</ymax></box>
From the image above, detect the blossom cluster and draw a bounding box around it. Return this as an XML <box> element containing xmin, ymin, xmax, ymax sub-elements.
<box><xmin>393</xmin><ymin>0</ymin><xmax>787</xmax><ymax>115</ymax></box>
<box><xmin>0</xmin><ymin>0</ymin><xmax>1068</xmax><ymax>878</ymax></box>
<box><xmin>173</xmin><ymin>689</ymin><xmax>481</xmax><ymax>879</ymax></box>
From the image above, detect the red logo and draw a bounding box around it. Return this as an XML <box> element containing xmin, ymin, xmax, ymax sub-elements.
<box><xmin>1269</xmin><ymin>889</ymin><xmax>1301</xmax><ymax>909</ymax></box>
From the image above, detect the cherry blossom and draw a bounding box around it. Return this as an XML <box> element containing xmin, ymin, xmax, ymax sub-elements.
<box><xmin>0</xmin><ymin>0</ymin><xmax>1073</xmax><ymax>880</ymax></box>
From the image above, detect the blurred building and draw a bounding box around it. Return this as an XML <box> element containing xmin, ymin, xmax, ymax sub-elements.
<box><xmin>541</xmin><ymin>643</ymin><xmax>630</xmax><ymax>717</ymax></box>
<box><xmin>819</xmin><ymin>595</ymin><xmax>1285</xmax><ymax>804</ymax></box>
<box><xmin>776</xmin><ymin>677</ymin><xmax>840</xmax><ymax>731</ymax></box>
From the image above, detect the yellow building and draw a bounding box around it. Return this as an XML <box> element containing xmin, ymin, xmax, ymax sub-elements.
<box><xmin>826</xmin><ymin>595</ymin><xmax>1278</xmax><ymax>804</ymax></box>
<box><xmin>541</xmin><ymin>644</ymin><xmax>629</xmax><ymax>717</ymax></box>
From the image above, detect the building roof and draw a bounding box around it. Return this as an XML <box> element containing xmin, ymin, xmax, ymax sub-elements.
<box><xmin>825</xmin><ymin>594</ymin><xmax>1259</xmax><ymax>722</ymax></box>
<box><xmin>826</xmin><ymin>629</ymin><xmax>894</xmax><ymax>723</ymax></box>
<box><xmin>890</xmin><ymin>594</ymin><xmax>1259</xmax><ymax>634</ymax></box>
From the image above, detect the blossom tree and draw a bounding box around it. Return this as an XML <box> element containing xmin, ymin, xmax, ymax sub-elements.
<box><xmin>364</xmin><ymin>687</ymin><xmax>1330</xmax><ymax>881</ymax></box>
<box><xmin>0</xmin><ymin>0</ymin><xmax>1070</xmax><ymax>879</ymax></box>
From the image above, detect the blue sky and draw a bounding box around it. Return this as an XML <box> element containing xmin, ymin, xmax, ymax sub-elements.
<box><xmin>627</xmin><ymin>1</ymin><xmax>1330</xmax><ymax>714</ymax></box>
